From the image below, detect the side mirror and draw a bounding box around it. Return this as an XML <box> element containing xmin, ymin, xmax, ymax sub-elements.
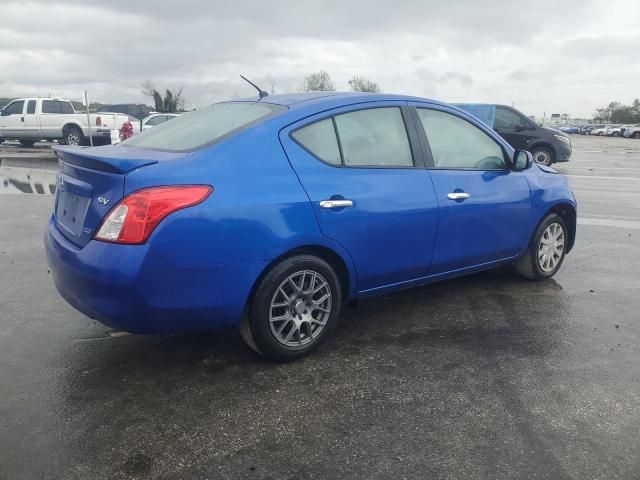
<box><xmin>0</xmin><ymin>109</ymin><xmax>8</xmax><ymax>116</ymax></box>
<box><xmin>513</xmin><ymin>150</ymin><xmax>533</xmax><ymax>171</ymax></box>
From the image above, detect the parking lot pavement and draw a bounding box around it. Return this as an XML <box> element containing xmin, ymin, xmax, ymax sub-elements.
<box><xmin>1</xmin><ymin>135</ymin><xmax>639</xmax><ymax>479</ymax></box>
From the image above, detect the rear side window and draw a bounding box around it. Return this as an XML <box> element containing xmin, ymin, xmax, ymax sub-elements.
<box><xmin>125</xmin><ymin>102</ymin><xmax>285</xmax><ymax>151</ymax></box>
<box><xmin>291</xmin><ymin>118</ymin><xmax>341</xmax><ymax>165</ymax></box>
<box><xmin>417</xmin><ymin>108</ymin><xmax>507</xmax><ymax>170</ymax></box>
<box><xmin>59</xmin><ymin>102</ymin><xmax>74</xmax><ymax>114</ymax></box>
<box><xmin>42</xmin><ymin>100</ymin><xmax>61</xmax><ymax>114</ymax></box>
<box><xmin>26</xmin><ymin>100</ymin><xmax>36</xmax><ymax>114</ymax></box>
<box><xmin>336</xmin><ymin>108</ymin><xmax>413</xmax><ymax>167</ymax></box>
<box><xmin>291</xmin><ymin>107</ymin><xmax>413</xmax><ymax>168</ymax></box>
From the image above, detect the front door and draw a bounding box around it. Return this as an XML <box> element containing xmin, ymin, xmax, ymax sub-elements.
<box><xmin>412</xmin><ymin>105</ymin><xmax>532</xmax><ymax>274</ymax></box>
<box><xmin>0</xmin><ymin>100</ymin><xmax>26</xmax><ymax>138</ymax></box>
<box><xmin>493</xmin><ymin>106</ymin><xmax>537</xmax><ymax>151</ymax></box>
<box><xmin>280</xmin><ymin>103</ymin><xmax>439</xmax><ymax>293</ymax></box>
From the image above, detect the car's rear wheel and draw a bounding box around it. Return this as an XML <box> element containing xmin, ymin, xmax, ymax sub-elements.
<box><xmin>633</xmin><ymin>132</ymin><xmax>640</xmax><ymax>139</ymax></box>
<box><xmin>19</xmin><ymin>139</ymin><xmax>35</xmax><ymax>148</ymax></box>
<box><xmin>531</xmin><ymin>147</ymin><xmax>554</xmax><ymax>166</ymax></box>
<box><xmin>240</xmin><ymin>254</ymin><xmax>342</xmax><ymax>361</ymax></box>
<box><xmin>64</xmin><ymin>126</ymin><xmax>84</xmax><ymax>146</ymax></box>
<box><xmin>515</xmin><ymin>213</ymin><xmax>568</xmax><ymax>280</ymax></box>
<box><xmin>612</xmin><ymin>131</ymin><xmax>620</xmax><ymax>137</ymax></box>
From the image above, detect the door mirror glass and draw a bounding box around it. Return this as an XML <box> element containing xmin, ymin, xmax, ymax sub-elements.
<box><xmin>513</xmin><ymin>150</ymin><xmax>533</xmax><ymax>170</ymax></box>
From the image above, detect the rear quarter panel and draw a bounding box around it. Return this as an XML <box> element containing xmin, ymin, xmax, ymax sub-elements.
<box><xmin>123</xmin><ymin>122</ymin><xmax>358</xmax><ymax>301</ymax></box>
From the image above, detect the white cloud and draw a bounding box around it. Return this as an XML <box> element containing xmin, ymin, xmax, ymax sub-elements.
<box><xmin>1</xmin><ymin>0</ymin><xmax>639</xmax><ymax>118</ymax></box>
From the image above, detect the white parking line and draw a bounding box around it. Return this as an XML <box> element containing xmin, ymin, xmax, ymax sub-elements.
<box><xmin>565</xmin><ymin>175</ymin><xmax>640</xmax><ymax>181</ymax></box>
<box><xmin>578</xmin><ymin>218</ymin><xmax>640</xmax><ymax>230</ymax></box>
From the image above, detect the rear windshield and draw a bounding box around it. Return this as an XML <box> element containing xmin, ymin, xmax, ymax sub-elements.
<box><xmin>124</xmin><ymin>102</ymin><xmax>285</xmax><ymax>151</ymax></box>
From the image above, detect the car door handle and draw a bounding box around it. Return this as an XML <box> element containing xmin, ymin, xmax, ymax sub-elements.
<box><xmin>319</xmin><ymin>199</ymin><xmax>353</xmax><ymax>209</ymax></box>
<box><xmin>447</xmin><ymin>192</ymin><xmax>471</xmax><ymax>200</ymax></box>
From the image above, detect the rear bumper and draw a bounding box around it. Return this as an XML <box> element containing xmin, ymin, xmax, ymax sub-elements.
<box><xmin>44</xmin><ymin>217</ymin><xmax>266</xmax><ymax>334</ymax></box>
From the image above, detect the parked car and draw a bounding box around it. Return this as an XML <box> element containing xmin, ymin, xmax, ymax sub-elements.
<box><xmin>622</xmin><ymin>124</ymin><xmax>640</xmax><ymax>139</ymax></box>
<box><xmin>456</xmin><ymin>104</ymin><xmax>572</xmax><ymax>166</ymax></box>
<box><xmin>590</xmin><ymin>125</ymin><xmax>610</xmax><ymax>136</ymax></box>
<box><xmin>556</xmin><ymin>125</ymin><xmax>579</xmax><ymax>134</ymax></box>
<box><xmin>605</xmin><ymin>126</ymin><xmax>623</xmax><ymax>137</ymax></box>
<box><xmin>97</xmin><ymin>104</ymin><xmax>151</xmax><ymax>121</ymax></box>
<box><xmin>45</xmin><ymin>93</ymin><xmax>577</xmax><ymax>360</ymax></box>
<box><xmin>0</xmin><ymin>98</ymin><xmax>129</xmax><ymax>146</ymax></box>
<box><xmin>141</xmin><ymin>113</ymin><xmax>180</xmax><ymax>130</ymax></box>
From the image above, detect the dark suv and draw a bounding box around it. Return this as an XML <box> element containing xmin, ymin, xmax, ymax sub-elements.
<box><xmin>456</xmin><ymin>104</ymin><xmax>572</xmax><ymax>166</ymax></box>
<box><xmin>96</xmin><ymin>104</ymin><xmax>151</xmax><ymax>121</ymax></box>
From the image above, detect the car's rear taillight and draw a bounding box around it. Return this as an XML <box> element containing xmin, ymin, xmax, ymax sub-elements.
<box><xmin>94</xmin><ymin>185</ymin><xmax>213</xmax><ymax>244</ymax></box>
<box><xmin>96</xmin><ymin>116</ymin><xmax>102</xmax><ymax>126</ymax></box>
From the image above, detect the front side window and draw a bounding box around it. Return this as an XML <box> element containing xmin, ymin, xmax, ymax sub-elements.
<box><xmin>335</xmin><ymin>108</ymin><xmax>413</xmax><ymax>167</ymax></box>
<box><xmin>417</xmin><ymin>108</ymin><xmax>507</xmax><ymax>170</ymax></box>
<box><xmin>125</xmin><ymin>102</ymin><xmax>285</xmax><ymax>151</ymax></box>
<box><xmin>291</xmin><ymin>118</ymin><xmax>341</xmax><ymax>165</ymax></box>
<box><xmin>4</xmin><ymin>101</ymin><xmax>24</xmax><ymax>115</ymax></box>
<box><xmin>42</xmin><ymin>100</ymin><xmax>61</xmax><ymax>114</ymax></box>
<box><xmin>494</xmin><ymin>107</ymin><xmax>528</xmax><ymax>131</ymax></box>
<box><xmin>26</xmin><ymin>100</ymin><xmax>36</xmax><ymax>114</ymax></box>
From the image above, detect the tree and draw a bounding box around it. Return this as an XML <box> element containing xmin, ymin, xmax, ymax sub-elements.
<box><xmin>141</xmin><ymin>80</ymin><xmax>185</xmax><ymax>113</ymax></box>
<box><xmin>300</xmin><ymin>71</ymin><xmax>335</xmax><ymax>92</ymax></box>
<box><xmin>348</xmin><ymin>75</ymin><xmax>382</xmax><ymax>93</ymax></box>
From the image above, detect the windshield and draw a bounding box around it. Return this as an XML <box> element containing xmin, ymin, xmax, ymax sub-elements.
<box><xmin>124</xmin><ymin>102</ymin><xmax>286</xmax><ymax>151</ymax></box>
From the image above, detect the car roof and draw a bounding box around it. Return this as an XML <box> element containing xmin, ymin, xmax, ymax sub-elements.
<box><xmin>232</xmin><ymin>91</ymin><xmax>448</xmax><ymax>110</ymax></box>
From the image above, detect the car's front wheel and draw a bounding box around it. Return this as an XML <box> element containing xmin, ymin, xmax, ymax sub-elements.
<box><xmin>633</xmin><ymin>132</ymin><xmax>640</xmax><ymax>139</ymax></box>
<box><xmin>531</xmin><ymin>147</ymin><xmax>554</xmax><ymax>166</ymax></box>
<box><xmin>240</xmin><ymin>254</ymin><xmax>342</xmax><ymax>361</ymax></box>
<box><xmin>515</xmin><ymin>213</ymin><xmax>568</xmax><ymax>280</ymax></box>
<box><xmin>19</xmin><ymin>139</ymin><xmax>36</xmax><ymax>148</ymax></box>
<box><xmin>612</xmin><ymin>131</ymin><xmax>620</xmax><ymax>137</ymax></box>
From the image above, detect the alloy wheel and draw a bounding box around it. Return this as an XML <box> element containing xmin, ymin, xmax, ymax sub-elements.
<box><xmin>538</xmin><ymin>222</ymin><xmax>565</xmax><ymax>273</ymax></box>
<box><xmin>67</xmin><ymin>130</ymin><xmax>81</xmax><ymax>146</ymax></box>
<box><xmin>532</xmin><ymin>149</ymin><xmax>552</xmax><ymax>166</ymax></box>
<box><xmin>269</xmin><ymin>270</ymin><xmax>332</xmax><ymax>348</ymax></box>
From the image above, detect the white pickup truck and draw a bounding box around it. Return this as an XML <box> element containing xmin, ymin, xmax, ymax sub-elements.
<box><xmin>0</xmin><ymin>97</ymin><xmax>129</xmax><ymax>147</ymax></box>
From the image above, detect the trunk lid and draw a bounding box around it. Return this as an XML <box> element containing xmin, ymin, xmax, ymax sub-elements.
<box><xmin>52</xmin><ymin>144</ymin><xmax>185</xmax><ymax>247</ymax></box>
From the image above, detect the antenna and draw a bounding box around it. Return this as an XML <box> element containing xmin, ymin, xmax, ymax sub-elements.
<box><xmin>240</xmin><ymin>75</ymin><xmax>269</xmax><ymax>99</ymax></box>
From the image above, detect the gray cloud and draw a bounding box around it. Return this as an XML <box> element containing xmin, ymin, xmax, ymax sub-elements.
<box><xmin>1</xmin><ymin>0</ymin><xmax>639</xmax><ymax>118</ymax></box>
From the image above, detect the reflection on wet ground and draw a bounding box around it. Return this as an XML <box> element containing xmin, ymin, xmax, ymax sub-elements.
<box><xmin>0</xmin><ymin>157</ymin><xmax>58</xmax><ymax>195</ymax></box>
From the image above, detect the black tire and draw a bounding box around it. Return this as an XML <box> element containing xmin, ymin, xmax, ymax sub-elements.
<box><xmin>19</xmin><ymin>139</ymin><xmax>36</xmax><ymax>148</ymax></box>
<box><xmin>240</xmin><ymin>254</ymin><xmax>342</xmax><ymax>361</ymax></box>
<box><xmin>64</xmin><ymin>126</ymin><xmax>84</xmax><ymax>146</ymax></box>
<box><xmin>612</xmin><ymin>131</ymin><xmax>620</xmax><ymax>137</ymax></box>
<box><xmin>633</xmin><ymin>132</ymin><xmax>640</xmax><ymax>139</ymax></box>
<box><xmin>0</xmin><ymin>138</ymin><xmax>4</xmax><ymax>144</ymax></box>
<box><xmin>515</xmin><ymin>213</ymin><xmax>568</xmax><ymax>281</ymax></box>
<box><xmin>531</xmin><ymin>147</ymin><xmax>554</xmax><ymax>166</ymax></box>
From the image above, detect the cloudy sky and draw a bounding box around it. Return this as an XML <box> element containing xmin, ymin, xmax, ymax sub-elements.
<box><xmin>2</xmin><ymin>0</ymin><xmax>639</xmax><ymax>119</ymax></box>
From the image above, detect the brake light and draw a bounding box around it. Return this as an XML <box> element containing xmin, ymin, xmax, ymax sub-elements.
<box><xmin>94</xmin><ymin>185</ymin><xmax>213</xmax><ymax>244</ymax></box>
<box><xmin>96</xmin><ymin>116</ymin><xmax>102</xmax><ymax>126</ymax></box>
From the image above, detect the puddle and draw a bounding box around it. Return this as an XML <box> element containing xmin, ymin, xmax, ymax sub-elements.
<box><xmin>0</xmin><ymin>157</ymin><xmax>58</xmax><ymax>195</ymax></box>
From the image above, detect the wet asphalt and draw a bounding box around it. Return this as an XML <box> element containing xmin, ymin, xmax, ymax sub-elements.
<box><xmin>0</xmin><ymin>136</ymin><xmax>639</xmax><ymax>479</ymax></box>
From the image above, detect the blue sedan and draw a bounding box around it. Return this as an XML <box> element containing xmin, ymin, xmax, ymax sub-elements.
<box><xmin>45</xmin><ymin>92</ymin><xmax>577</xmax><ymax>360</ymax></box>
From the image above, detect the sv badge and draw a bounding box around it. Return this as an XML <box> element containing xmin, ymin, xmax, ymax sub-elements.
<box><xmin>97</xmin><ymin>197</ymin><xmax>110</xmax><ymax>205</ymax></box>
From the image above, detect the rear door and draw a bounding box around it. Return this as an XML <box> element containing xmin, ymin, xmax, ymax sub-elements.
<box><xmin>280</xmin><ymin>102</ymin><xmax>439</xmax><ymax>293</ymax></box>
<box><xmin>40</xmin><ymin>100</ymin><xmax>63</xmax><ymax>138</ymax></box>
<box><xmin>411</xmin><ymin>104</ymin><xmax>531</xmax><ymax>274</ymax></box>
